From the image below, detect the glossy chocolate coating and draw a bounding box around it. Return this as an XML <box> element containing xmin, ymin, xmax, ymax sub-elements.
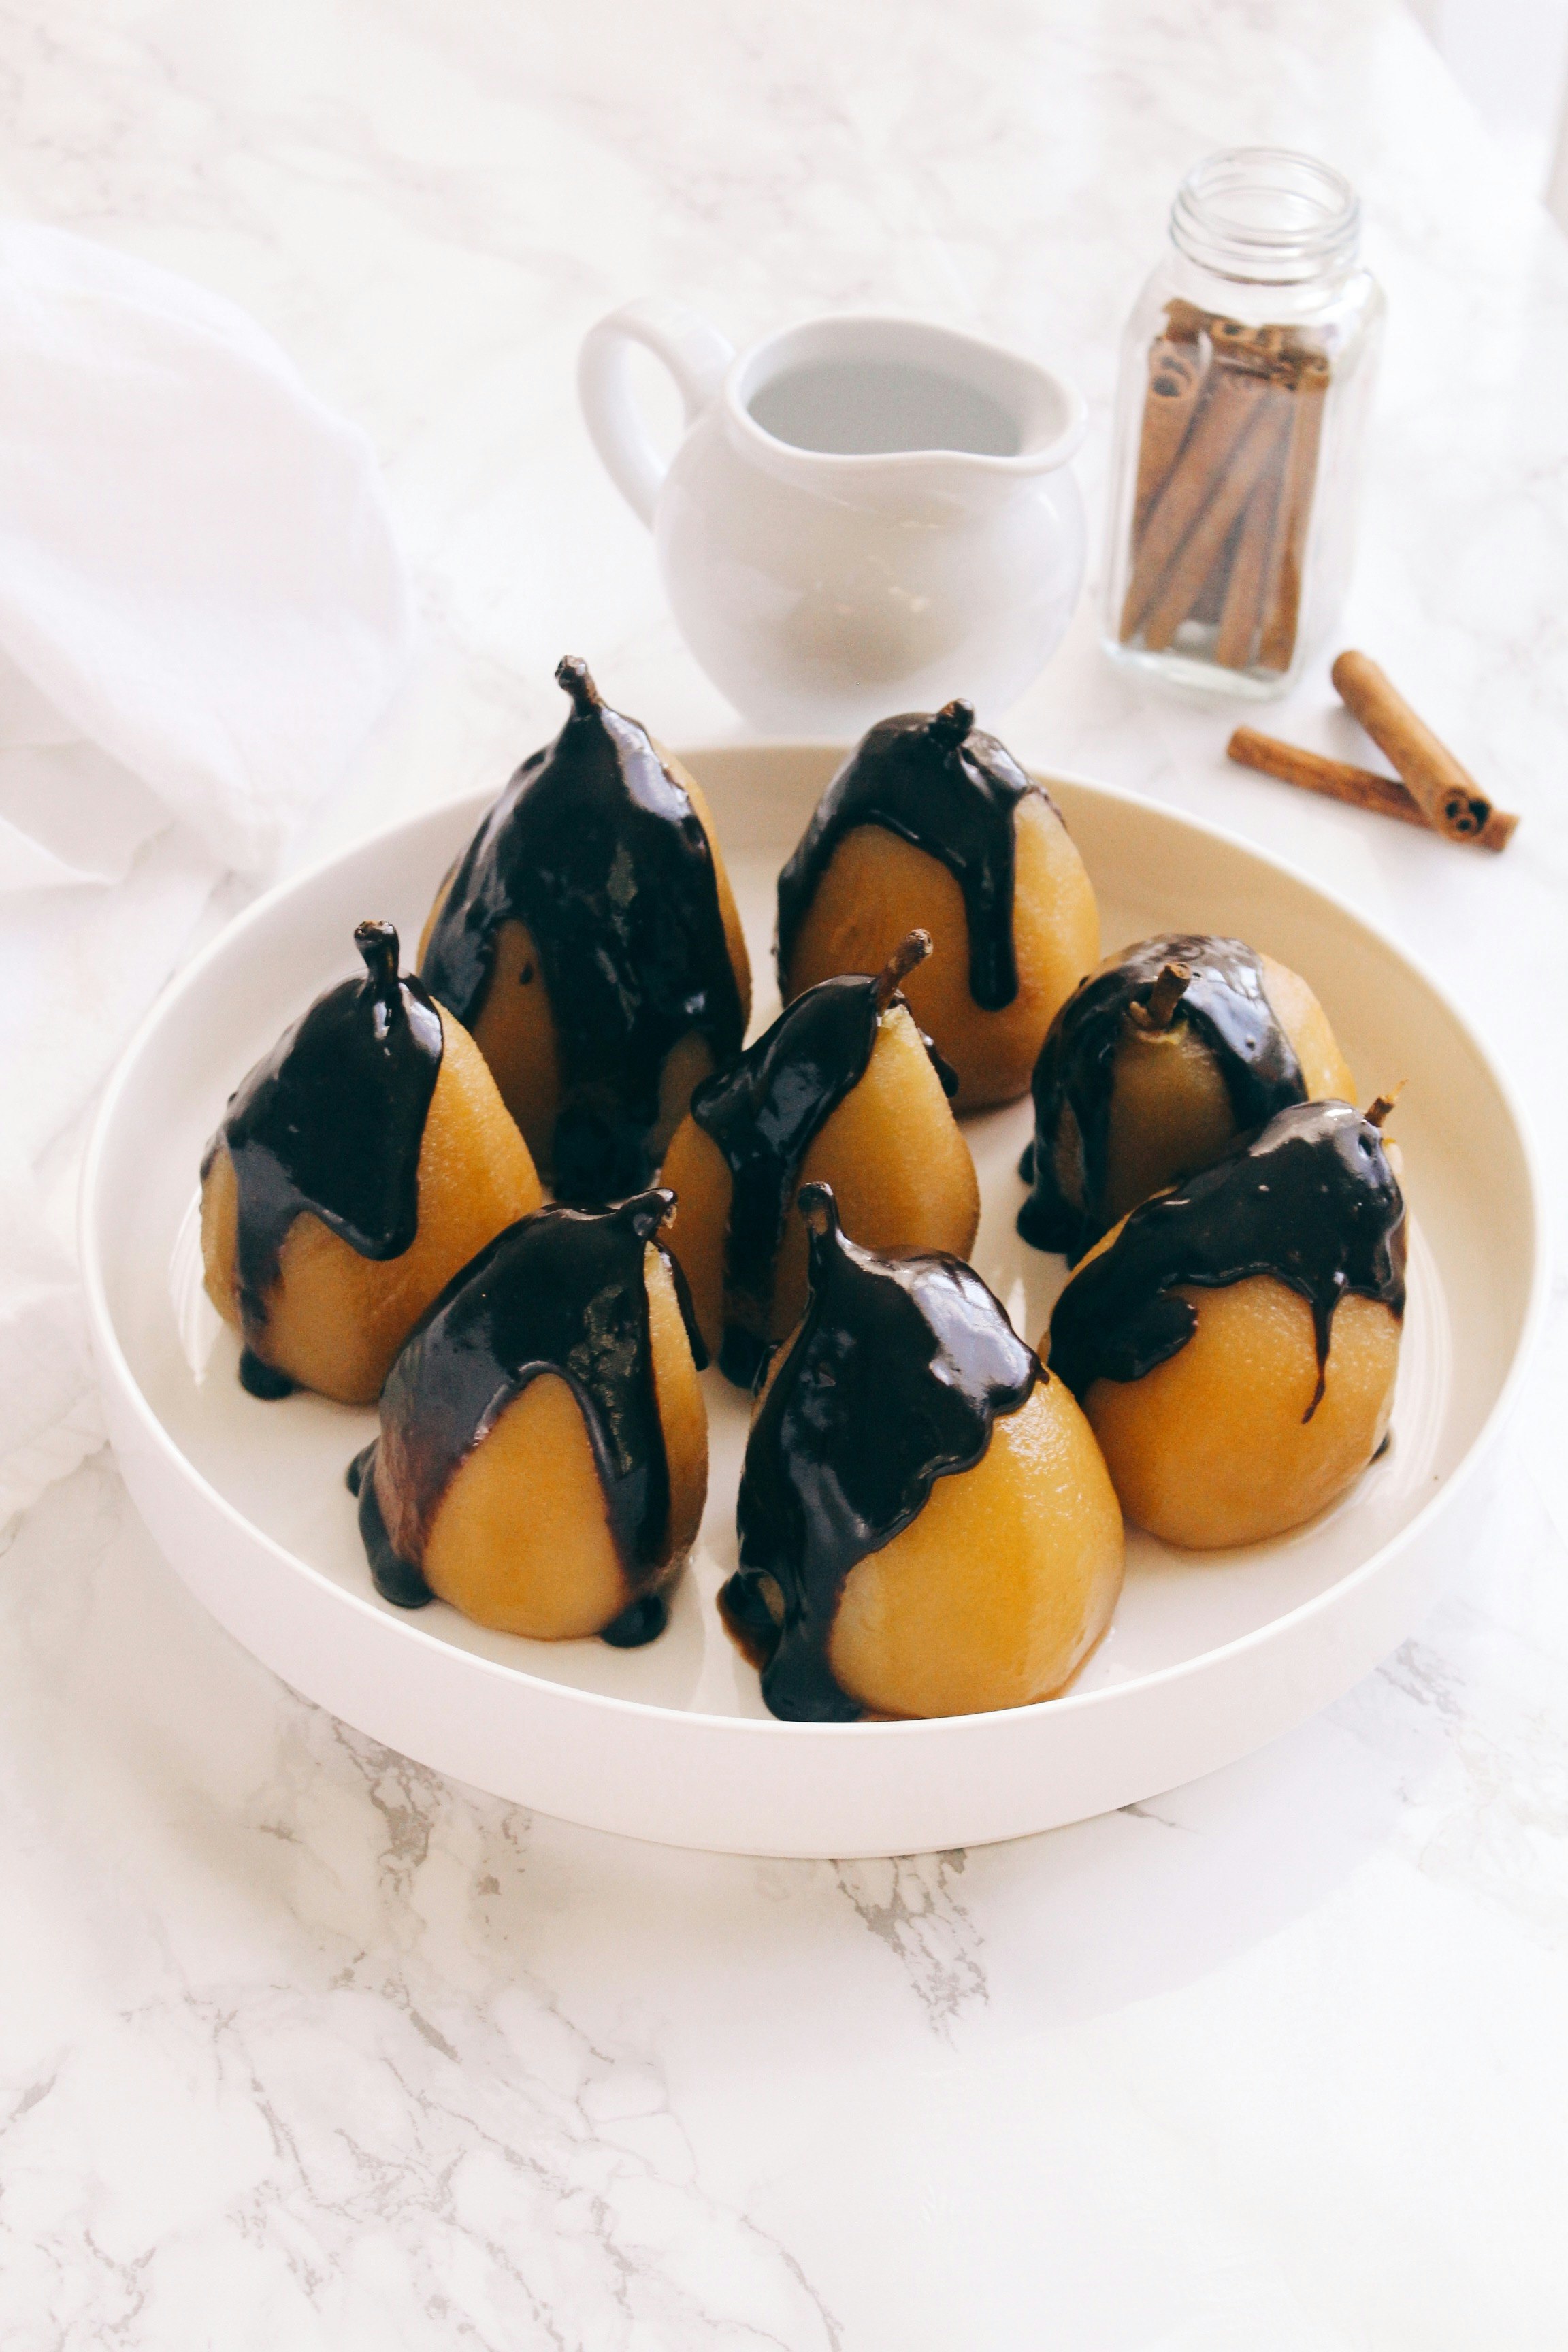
<box><xmin>420</xmin><ymin>658</ymin><xmax>744</xmax><ymax>1203</ymax></box>
<box><xmin>690</xmin><ymin>966</ymin><xmax>956</xmax><ymax>1390</ymax></box>
<box><xmin>203</xmin><ymin>919</ymin><xmax>442</xmax><ymax>1361</ymax></box>
<box><xmin>1017</xmin><ymin>932</ymin><xmax>1306</xmax><ymax>1260</ymax></box>
<box><xmin>1048</xmin><ymin>1099</ymin><xmax>1406</xmax><ymax>1420</ymax></box>
<box><xmin>723</xmin><ymin>1186</ymin><xmax>1039</xmax><ymax>1722</ymax></box>
<box><xmin>775</xmin><ymin>700</ymin><xmax>1045</xmax><ymax>1011</ymax></box>
<box><xmin>349</xmin><ymin>1190</ymin><xmax>705</xmax><ymax>1646</ymax></box>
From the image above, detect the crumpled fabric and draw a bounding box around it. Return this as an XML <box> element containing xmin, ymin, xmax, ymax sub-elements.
<box><xmin>0</xmin><ymin>220</ymin><xmax>415</xmax><ymax>1532</ymax></box>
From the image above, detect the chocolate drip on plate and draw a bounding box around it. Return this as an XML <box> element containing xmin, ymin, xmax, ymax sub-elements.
<box><xmin>420</xmin><ymin>658</ymin><xmax>744</xmax><ymax>1203</ymax></box>
<box><xmin>1048</xmin><ymin>1099</ymin><xmax>1406</xmax><ymax>1421</ymax></box>
<box><xmin>239</xmin><ymin>1348</ymin><xmax>297</xmax><ymax>1400</ymax></box>
<box><xmin>204</xmin><ymin>919</ymin><xmax>443</xmax><ymax>1361</ymax></box>
<box><xmin>352</xmin><ymin>1191</ymin><xmax>699</xmax><ymax>1644</ymax></box>
<box><xmin>723</xmin><ymin>1185</ymin><xmax>1039</xmax><ymax>1722</ymax></box>
<box><xmin>1017</xmin><ymin>932</ymin><xmax>1306</xmax><ymax>1260</ymax></box>
<box><xmin>775</xmin><ymin>700</ymin><xmax>1047</xmax><ymax>1011</ymax></box>
<box><xmin>692</xmin><ymin>934</ymin><xmax>954</xmax><ymax>1390</ymax></box>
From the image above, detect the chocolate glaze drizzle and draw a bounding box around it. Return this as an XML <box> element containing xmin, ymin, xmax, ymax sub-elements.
<box><xmin>1048</xmin><ymin>1099</ymin><xmax>1407</xmax><ymax>1422</ymax></box>
<box><xmin>775</xmin><ymin>700</ymin><xmax>1047</xmax><ymax>1011</ymax></box>
<box><xmin>1017</xmin><ymin>932</ymin><xmax>1306</xmax><ymax>1260</ymax></box>
<box><xmin>203</xmin><ymin>919</ymin><xmax>443</xmax><ymax>1382</ymax></box>
<box><xmin>691</xmin><ymin>932</ymin><xmax>956</xmax><ymax>1390</ymax></box>
<box><xmin>419</xmin><ymin>658</ymin><xmax>744</xmax><ymax>1203</ymax></box>
<box><xmin>348</xmin><ymin>1190</ymin><xmax>706</xmax><ymax>1647</ymax></box>
<box><xmin>723</xmin><ymin>1184</ymin><xmax>1039</xmax><ymax>1722</ymax></box>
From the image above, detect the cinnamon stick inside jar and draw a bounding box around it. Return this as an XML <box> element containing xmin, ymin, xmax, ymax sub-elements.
<box><xmin>1119</xmin><ymin>306</ymin><xmax>1328</xmax><ymax>674</ymax></box>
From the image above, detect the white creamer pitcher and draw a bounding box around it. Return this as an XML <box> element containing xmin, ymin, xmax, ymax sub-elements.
<box><xmin>578</xmin><ymin>301</ymin><xmax>1088</xmax><ymax>732</ymax></box>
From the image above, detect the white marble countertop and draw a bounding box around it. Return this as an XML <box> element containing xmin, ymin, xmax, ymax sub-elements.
<box><xmin>3</xmin><ymin>1</ymin><xmax>1567</xmax><ymax>2343</ymax></box>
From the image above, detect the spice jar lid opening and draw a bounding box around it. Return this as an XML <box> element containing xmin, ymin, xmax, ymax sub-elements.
<box><xmin>1171</xmin><ymin>148</ymin><xmax>1360</xmax><ymax>284</ymax></box>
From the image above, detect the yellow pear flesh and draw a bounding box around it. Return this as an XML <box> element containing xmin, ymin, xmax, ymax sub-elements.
<box><xmin>201</xmin><ymin>1007</ymin><xmax>543</xmax><ymax>1406</ymax></box>
<box><xmin>782</xmin><ymin>792</ymin><xmax>1098</xmax><ymax>1109</ymax></box>
<box><xmin>825</xmin><ymin>1377</ymin><xmax>1124</xmax><ymax>1719</ymax></box>
<box><xmin>659</xmin><ymin>1000</ymin><xmax>981</xmax><ymax>1363</ymax></box>
<box><xmin>415</xmin><ymin>1245</ymin><xmax>708</xmax><ymax>1637</ymax></box>
<box><xmin>1070</xmin><ymin>1271</ymin><xmax>1399</xmax><ymax>1550</ymax></box>
<box><xmin>1097</xmin><ymin>950</ymin><xmax>1357</xmax><ymax>1230</ymax></box>
<box><xmin>419</xmin><ymin>760</ymin><xmax>751</xmax><ymax>1175</ymax></box>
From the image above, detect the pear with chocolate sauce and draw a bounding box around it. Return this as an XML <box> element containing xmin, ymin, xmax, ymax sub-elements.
<box><xmin>776</xmin><ymin>701</ymin><xmax>1098</xmax><ymax>1110</ymax></box>
<box><xmin>201</xmin><ymin>920</ymin><xmax>542</xmax><ymax>1406</ymax></box>
<box><xmin>659</xmin><ymin>931</ymin><xmax>980</xmax><ymax>1388</ymax></box>
<box><xmin>1046</xmin><ymin>1098</ymin><xmax>1406</xmax><ymax>1550</ymax></box>
<box><xmin>723</xmin><ymin>1186</ymin><xmax>1124</xmax><ymax>1721</ymax></box>
<box><xmin>348</xmin><ymin>1191</ymin><xmax>708</xmax><ymax>1645</ymax></box>
<box><xmin>419</xmin><ymin>658</ymin><xmax>750</xmax><ymax>1203</ymax></box>
<box><xmin>1019</xmin><ymin>932</ymin><xmax>1356</xmax><ymax>1262</ymax></box>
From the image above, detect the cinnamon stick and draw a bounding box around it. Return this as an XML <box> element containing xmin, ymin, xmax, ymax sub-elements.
<box><xmin>1213</xmin><ymin>388</ymin><xmax>1292</xmax><ymax>669</ymax></box>
<box><xmin>1256</xmin><ymin>353</ymin><xmax>1329</xmax><ymax>672</ymax></box>
<box><xmin>1330</xmin><ymin>651</ymin><xmax>1518</xmax><ymax>849</ymax></box>
<box><xmin>1132</xmin><ymin>338</ymin><xmax>1207</xmax><ymax>542</ymax></box>
<box><xmin>1120</xmin><ymin>363</ymin><xmax>1271</xmax><ymax>642</ymax></box>
<box><xmin>1226</xmin><ymin>729</ymin><xmax>1432</xmax><ymax>828</ymax></box>
<box><xmin>1140</xmin><ymin>387</ymin><xmax>1285</xmax><ymax>652</ymax></box>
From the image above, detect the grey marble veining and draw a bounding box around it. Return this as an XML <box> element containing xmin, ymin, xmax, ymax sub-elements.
<box><xmin>2</xmin><ymin>0</ymin><xmax>1567</xmax><ymax>2344</ymax></box>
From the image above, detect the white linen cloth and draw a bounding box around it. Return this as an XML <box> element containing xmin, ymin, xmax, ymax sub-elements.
<box><xmin>0</xmin><ymin>221</ymin><xmax>414</xmax><ymax>1527</ymax></box>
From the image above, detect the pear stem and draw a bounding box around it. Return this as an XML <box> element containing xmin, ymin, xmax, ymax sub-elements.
<box><xmin>556</xmin><ymin>655</ymin><xmax>603</xmax><ymax>716</ymax></box>
<box><xmin>874</xmin><ymin>928</ymin><xmax>933</xmax><ymax>1010</ymax></box>
<box><xmin>1128</xmin><ymin>960</ymin><xmax>1192</xmax><ymax>1032</ymax></box>
<box><xmin>797</xmin><ymin>1181</ymin><xmax>838</xmax><ymax>1241</ymax></box>
<box><xmin>621</xmin><ymin>1186</ymin><xmax>676</xmax><ymax>1242</ymax></box>
<box><xmin>1365</xmin><ymin>1085</ymin><xmax>1405</xmax><ymax>1129</ymax></box>
<box><xmin>928</xmin><ymin>698</ymin><xmax>975</xmax><ymax>749</ymax></box>
<box><xmin>354</xmin><ymin>918</ymin><xmax>402</xmax><ymax>1009</ymax></box>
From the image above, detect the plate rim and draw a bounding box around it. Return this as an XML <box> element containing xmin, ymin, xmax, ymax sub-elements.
<box><xmin>79</xmin><ymin>749</ymin><xmax>1552</xmax><ymax>1745</ymax></box>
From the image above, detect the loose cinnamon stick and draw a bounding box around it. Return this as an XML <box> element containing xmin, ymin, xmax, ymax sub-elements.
<box><xmin>1330</xmin><ymin>651</ymin><xmax>1518</xmax><ymax>849</ymax></box>
<box><xmin>1120</xmin><ymin>363</ymin><xmax>1271</xmax><ymax>641</ymax></box>
<box><xmin>1226</xmin><ymin>728</ymin><xmax>1432</xmax><ymax>828</ymax></box>
<box><xmin>1132</xmin><ymin>338</ymin><xmax>1207</xmax><ymax>542</ymax></box>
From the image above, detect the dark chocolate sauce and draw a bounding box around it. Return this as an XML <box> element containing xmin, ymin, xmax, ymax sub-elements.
<box><xmin>203</xmin><ymin>919</ymin><xmax>443</xmax><ymax>1367</ymax></box>
<box><xmin>351</xmin><ymin>1191</ymin><xmax>699</xmax><ymax>1645</ymax></box>
<box><xmin>1017</xmin><ymin>933</ymin><xmax>1306</xmax><ymax>1260</ymax></box>
<box><xmin>1048</xmin><ymin>1100</ymin><xmax>1406</xmax><ymax>1421</ymax></box>
<box><xmin>239</xmin><ymin>1348</ymin><xmax>296</xmax><ymax>1400</ymax></box>
<box><xmin>691</xmin><ymin>940</ymin><xmax>956</xmax><ymax>1391</ymax></box>
<box><xmin>419</xmin><ymin>658</ymin><xmax>745</xmax><ymax>1203</ymax></box>
<box><xmin>775</xmin><ymin>700</ymin><xmax>1047</xmax><ymax>1011</ymax></box>
<box><xmin>601</xmin><ymin>1592</ymin><xmax>669</xmax><ymax>1648</ymax></box>
<box><xmin>723</xmin><ymin>1184</ymin><xmax>1039</xmax><ymax>1722</ymax></box>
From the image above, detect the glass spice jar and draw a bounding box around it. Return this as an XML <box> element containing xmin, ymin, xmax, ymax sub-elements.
<box><xmin>1102</xmin><ymin>148</ymin><xmax>1384</xmax><ymax>698</ymax></box>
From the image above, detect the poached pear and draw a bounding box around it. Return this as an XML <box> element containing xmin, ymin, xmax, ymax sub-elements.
<box><xmin>201</xmin><ymin>919</ymin><xmax>542</xmax><ymax>1406</ymax></box>
<box><xmin>659</xmin><ymin>931</ymin><xmax>980</xmax><ymax>1386</ymax></box>
<box><xmin>349</xmin><ymin>1190</ymin><xmax>708</xmax><ymax>1644</ymax></box>
<box><xmin>420</xmin><ymin>658</ymin><xmax>751</xmax><ymax>1201</ymax></box>
<box><xmin>1046</xmin><ymin>1098</ymin><xmax>1406</xmax><ymax>1549</ymax></box>
<box><xmin>723</xmin><ymin>1186</ymin><xmax>1124</xmax><ymax>1720</ymax></box>
<box><xmin>776</xmin><ymin>700</ymin><xmax>1099</xmax><ymax>1109</ymax></box>
<box><xmin>1019</xmin><ymin>932</ymin><xmax>1356</xmax><ymax>1261</ymax></box>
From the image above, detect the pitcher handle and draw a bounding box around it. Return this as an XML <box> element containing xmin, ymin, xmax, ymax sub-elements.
<box><xmin>578</xmin><ymin>299</ymin><xmax>735</xmax><ymax>527</ymax></box>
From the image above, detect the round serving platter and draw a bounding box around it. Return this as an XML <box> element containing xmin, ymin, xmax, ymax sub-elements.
<box><xmin>81</xmin><ymin>746</ymin><xmax>1546</xmax><ymax>1857</ymax></box>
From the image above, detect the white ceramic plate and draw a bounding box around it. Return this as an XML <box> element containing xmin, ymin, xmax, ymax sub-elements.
<box><xmin>82</xmin><ymin>747</ymin><xmax>1546</xmax><ymax>1857</ymax></box>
